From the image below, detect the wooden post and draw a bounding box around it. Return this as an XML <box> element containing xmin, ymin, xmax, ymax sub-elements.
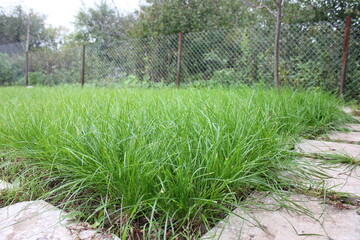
<box><xmin>25</xmin><ymin>51</ymin><xmax>29</xmax><ymax>87</ymax></box>
<box><xmin>176</xmin><ymin>32</ymin><xmax>183</xmax><ymax>88</ymax></box>
<box><xmin>25</xmin><ymin>12</ymin><xmax>30</xmax><ymax>87</ymax></box>
<box><xmin>340</xmin><ymin>16</ymin><xmax>351</xmax><ymax>97</ymax></box>
<box><xmin>81</xmin><ymin>45</ymin><xmax>86</xmax><ymax>87</ymax></box>
<box><xmin>274</xmin><ymin>0</ymin><xmax>283</xmax><ymax>88</ymax></box>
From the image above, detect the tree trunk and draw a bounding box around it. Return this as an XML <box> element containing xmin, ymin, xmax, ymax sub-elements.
<box><xmin>274</xmin><ymin>0</ymin><xmax>282</xmax><ymax>88</ymax></box>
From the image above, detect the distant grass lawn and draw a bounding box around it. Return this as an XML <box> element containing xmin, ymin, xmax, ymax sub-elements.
<box><xmin>0</xmin><ymin>86</ymin><xmax>348</xmax><ymax>239</ymax></box>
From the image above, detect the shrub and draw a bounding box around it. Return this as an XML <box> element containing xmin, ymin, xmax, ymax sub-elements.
<box><xmin>0</xmin><ymin>53</ymin><xmax>23</xmax><ymax>85</ymax></box>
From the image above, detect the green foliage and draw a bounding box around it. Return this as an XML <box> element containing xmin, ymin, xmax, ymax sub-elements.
<box><xmin>0</xmin><ymin>5</ymin><xmax>48</xmax><ymax>48</ymax></box>
<box><xmin>0</xmin><ymin>53</ymin><xmax>23</xmax><ymax>85</ymax></box>
<box><xmin>24</xmin><ymin>43</ymin><xmax>83</xmax><ymax>86</ymax></box>
<box><xmin>0</xmin><ymin>86</ymin><xmax>348</xmax><ymax>238</ymax></box>
<box><xmin>74</xmin><ymin>1</ymin><xmax>136</xmax><ymax>43</ymax></box>
<box><xmin>282</xmin><ymin>59</ymin><xmax>330</xmax><ymax>88</ymax></box>
<box><xmin>133</xmin><ymin>0</ymin><xmax>256</xmax><ymax>37</ymax></box>
<box><xmin>299</xmin><ymin>0</ymin><xmax>360</xmax><ymax>29</ymax></box>
<box><xmin>28</xmin><ymin>71</ymin><xmax>48</xmax><ymax>85</ymax></box>
<box><xmin>180</xmin><ymin>28</ymin><xmax>274</xmax><ymax>86</ymax></box>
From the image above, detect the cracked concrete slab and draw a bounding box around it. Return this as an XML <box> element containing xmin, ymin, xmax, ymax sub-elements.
<box><xmin>0</xmin><ymin>201</ymin><xmax>119</xmax><ymax>240</ymax></box>
<box><xmin>325</xmin><ymin>131</ymin><xmax>360</xmax><ymax>144</ymax></box>
<box><xmin>296</xmin><ymin>140</ymin><xmax>360</xmax><ymax>160</ymax></box>
<box><xmin>202</xmin><ymin>194</ymin><xmax>360</xmax><ymax>240</ymax></box>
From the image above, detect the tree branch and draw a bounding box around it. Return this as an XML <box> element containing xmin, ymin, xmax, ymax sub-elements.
<box><xmin>241</xmin><ymin>0</ymin><xmax>277</xmax><ymax>18</ymax></box>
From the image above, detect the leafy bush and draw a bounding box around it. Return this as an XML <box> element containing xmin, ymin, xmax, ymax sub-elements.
<box><xmin>0</xmin><ymin>53</ymin><xmax>23</xmax><ymax>85</ymax></box>
<box><xmin>28</xmin><ymin>71</ymin><xmax>50</xmax><ymax>85</ymax></box>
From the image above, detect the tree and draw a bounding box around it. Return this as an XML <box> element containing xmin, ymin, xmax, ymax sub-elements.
<box><xmin>74</xmin><ymin>0</ymin><xmax>137</xmax><ymax>43</ymax></box>
<box><xmin>241</xmin><ymin>0</ymin><xmax>284</xmax><ymax>87</ymax></box>
<box><xmin>300</xmin><ymin>0</ymin><xmax>360</xmax><ymax>29</ymax></box>
<box><xmin>0</xmin><ymin>52</ymin><xmax>23</xmax><ymax>85</ymax></box>
<box><xmin>0</xmin><ymin>5</ymin><xmax>48</xmax><ymax>48</ymax></box>
<box><xmin>132</xmin><ymin>0</ymin><xmax>255</xmax><ymax>37</ymax></box>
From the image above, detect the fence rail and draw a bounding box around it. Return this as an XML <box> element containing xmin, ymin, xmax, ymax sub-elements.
<box><xmin>0</xmin><ymin>22</ymin><xmax>359</xmax><ymax>100</ymax></box>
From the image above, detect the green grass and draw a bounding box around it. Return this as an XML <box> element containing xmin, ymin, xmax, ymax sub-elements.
<box><xmin>0</xmin><ymin>85</ymin><xmax>348</xmax><ymax>239</ymax></box>
<box><xmin>312</xmin><ymin>153</ymin><xmax>360</xmax><ymax>168</ymax></box>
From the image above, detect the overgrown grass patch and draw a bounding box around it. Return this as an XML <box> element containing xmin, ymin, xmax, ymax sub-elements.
<box><xmin>0</xmin><ymin>86</ymin><xmax>348</xmax><ymax>239</ymax></box>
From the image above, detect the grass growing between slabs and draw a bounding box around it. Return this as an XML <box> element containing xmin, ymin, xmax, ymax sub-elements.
<box><xmin>0</xmin><ymin>86</ymin><xmax>349</xmax><ymax>239</ymax></box>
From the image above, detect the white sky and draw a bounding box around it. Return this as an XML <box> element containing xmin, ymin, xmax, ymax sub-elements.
<box><xmin>0</xmin><ymin>0</ymin><xmax>142</xmax><ymax>31</ymax></box>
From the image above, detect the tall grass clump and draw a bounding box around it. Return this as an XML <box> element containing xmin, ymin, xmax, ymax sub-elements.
<box><xmin>0</xmin><ymin>86</ymin><xmax>348</xmax><ymax>239</ymax></box>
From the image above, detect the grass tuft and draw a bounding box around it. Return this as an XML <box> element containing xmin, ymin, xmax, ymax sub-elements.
<box><xmin>0</xmin><ymin>86</ymin><xmax>349</xmax><ymax>238</ymax></box>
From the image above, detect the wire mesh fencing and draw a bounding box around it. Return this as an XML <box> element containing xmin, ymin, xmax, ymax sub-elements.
<box><xmin>181</xmin><ymin>27</ymin><xmax>274</xmax><ymax>86</ymax></box>
<box><xmin>0</xmin><ymin>23</ymin><xmax>359</xmax><ymax>100</ymax></box>
<box><xmin>0</xmin><ymin>42</ymin><xmax>25</xmax><ymax>85</ymax></box>
<box><xmin>347</xmin><ymin>27</ymin><xmax>360</xmax><ymax>101</ymax></box>
<box><xmin>27</xmin><ymin>43</ymin><xmax>82</xmax><ymax>85</ymax></box>
<box><xmin>0</xmin><ymin>42</ymin><xmax>25</xmax><ymax>56</ymax></box>
<box><xmin>85</xmin><ymin>34</ymin><xmax>179</xmax><ymax>85</ymax></box>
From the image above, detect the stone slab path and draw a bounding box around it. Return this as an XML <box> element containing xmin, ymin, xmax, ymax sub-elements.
<box><xmin>326</xmin><ymin>132</ymin><xmax>360</xmax><ymax>144</ymax></box>
<box><xmin>303</xmin><ymin>158</ymin><xmax>360</xmax><ymax>196</ymax></box>
<box><xmin>0</xmin><ymin>201</ymin><xmax>73</xmax><ymax>240</ymax></box>
<box><xmin>203</xmin><ymin>194</ymin><xmax>360</xmax><ymax>240</ymax></box>
<box><xmin>342</xmin><ymin>124</ymin><xmax>360</xmax><ymax>132</ymax></box>
<box><xmin>203</xmin><ymin>111</ymin><xmax>360</xmax><ymax>240</ymax></box>
<box><xmin>0</xmin><ymin>201</ymin><xmax>119</xmax><ymax>240</ymax></box>
<box><xmin>296</xmin><ymin>139</ymin><xmax>360</xmax><ymax>160</ymax></box>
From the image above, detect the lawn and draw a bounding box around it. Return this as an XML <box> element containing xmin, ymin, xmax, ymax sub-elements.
<box><xmin>0</xmin><ymin>85</ymin><xmax>348</xmax><ymax>239</ymax></box>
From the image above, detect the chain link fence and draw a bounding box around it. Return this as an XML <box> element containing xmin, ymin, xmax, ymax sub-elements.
<box><xmin>27</xmin><ymin>43</ymin><xmax>82</xmax><ymax>85</ymax></box>
<box><xmin>0</xmin><ymin>23</ymin><xmax>359</xmax><ymax>100</ymax></box>
<box><xmin>0</xmin><ymin>42</ymin><xmax>25</xmax><ymax>85</ymax></box>
<box><xmin>347</xmin><ymin>27</ymin><xmax>360</xmax><ymax>100</ymax></box>
<box><xmin>182</xmin><ymin>27</ymin><xmax>274</xmax><ymax>85</ymax></box>
<box><xmin>85</xmin><ymin>34</ymin><xmax>179</xmax><ymax>85</ymax></box>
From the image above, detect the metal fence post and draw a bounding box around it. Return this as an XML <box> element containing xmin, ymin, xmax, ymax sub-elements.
<box><xmin>176</xmin><ymin>32</ymin><xmax>183</xmax><ymax>88</ymax></box>
<box><xmin>25</xmin><ymin>51</ymin><xmax>29</xmax><ymax>87</ymax></box>
<box><xmin>81</xmin><ymin>45</ymin><xmax>86</xmax><ymax>87</ymax></box>
<box><xmin>340</xmin><ymin>16</ymin><xmax>351</xmax><ymax>97</ymax></box>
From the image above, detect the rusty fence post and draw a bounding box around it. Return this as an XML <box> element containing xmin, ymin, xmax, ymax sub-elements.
<box><xmin>81</xmin><ymin>44</ymin><xmax>86</xmax><ymax>87</ymax></box>
<box><xmin>25</xmin><ymin>51</ymin><xmax>29</xmax><ymax>87</ymax></box>
<box><xmin>176</xmin><ymin>32</ymin><xmax>183</xmax><ymax>88</ymax></box>
<box><xmin>340</xmin><ymin>16</ymin><xmax>351</xmax><ymax>97</ymax></box>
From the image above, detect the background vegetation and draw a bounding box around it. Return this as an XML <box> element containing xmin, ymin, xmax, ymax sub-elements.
<box><xmin>0</xmin><ymin>0</ymin><xmax>358</xmax><ymax>100</ymax></box>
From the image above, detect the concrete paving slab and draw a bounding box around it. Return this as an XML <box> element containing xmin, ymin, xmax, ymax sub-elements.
<box><xmin>325</xmin><ymin>132</ymin><xmax>360</xmax><ymax>144</ymax></box>
<box><xmin>296</xmin><ymin>140</ymin><xmax>360</xmax><ymax>160</ymax></box>
<box><xmin>0</xmin><ymin>180</ymin><xmax>12</xmax><ymax>190</ymax></box>
<box><xmin>320</xmin><ymin>165</ymin><xmax>360</xmax><ymax>196</ymax></box>
<box><xmin>202</xmin><ymin>194</ymin><xmax>360</xmax><ymax>240</ymax></box>
<box><xmin>0</xmin><ymin>200</ymin><xmax>119</xmax><ymax>240</ymax></box>
<box><xmin>299</xmin><ymin>158</ymin><xmax>360</xmax><ymax>196</ymax></box>
<box><xmin>0</xmin><ymin>200</ymin><xmax>72</xmax><ymax>240</ymax></box>
<box><xmin>341</xmin><ymin>124</ymin><xmax>360</xmax><ymax>132</ymax></box>
<box><xmin>342</xmin><ymin>107</ymin><xmax>354</xmax><ymax>114</ymax></box>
